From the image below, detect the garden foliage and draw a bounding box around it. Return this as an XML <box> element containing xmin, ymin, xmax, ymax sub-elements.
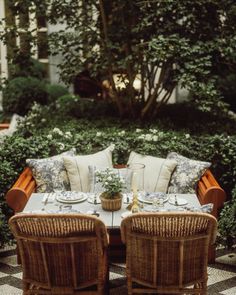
<box><xmin>0</xmin><ymin>0</ymin><xmax>236</xmax><ymax>249</ymax></box>
<box><xmin>8</xmin><ymin>52</ymin><xmax>46</xmax><ymax>80</ymax></box>
<box><xmin>0</xmin><ymin>103</ymin><xmax>236</xmax><ymax>246</ymax></box>
<box><xmin>218</xmin><ymin>186</ymin><xmax>236</xmax><ymax>249</ymax></box>
<box><xmin>47</xmin><ymin>0</ymin><xmax>236</xmax><ymax>117</ymax></box>
<box><xmin>1</xmin><ymin>0</ymin><xmax>236</xmax><ymax>118</ymax></box>
<box><xmin>46</xmin><ymin>84</ymin><xmax>69</xmax><ymax>105</ymax></box>
<box><xmin>2</xmin><ymin>77</ymin><xmax>69</xmax><ymax>116</ymax></box>
<box><xmin>2</xmin><ymin>77</ymin><xmax>48</xmax><ymax>115</ymax></box>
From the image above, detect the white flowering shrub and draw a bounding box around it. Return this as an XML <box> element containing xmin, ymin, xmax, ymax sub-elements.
<box><xmin>18</xmin><ymin>103</ymin><xmax>46</xmax><ymax>129</ymax></box>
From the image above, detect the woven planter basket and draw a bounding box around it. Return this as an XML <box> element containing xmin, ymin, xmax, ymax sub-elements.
<box><xmin>100</xmin><ymin>193</ymin><xmax>122</xmax><ymax>211</ymax></box>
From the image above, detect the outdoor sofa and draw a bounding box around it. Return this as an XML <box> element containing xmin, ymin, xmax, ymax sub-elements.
<box><xmin>5</xmin><ymin>147</ymin><xmax>226</xmax><ymax>263</ymax></box>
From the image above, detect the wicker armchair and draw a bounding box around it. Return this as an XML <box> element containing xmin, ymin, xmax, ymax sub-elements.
<box><xmin>121</xmin><ymin>212</ymin><xmax>217</xmax><ymax>294</ymax></box>
<box><xmin>9</xmin><ymin>213</ymin><xmax>109</xmax><ymax>295</ymax></box>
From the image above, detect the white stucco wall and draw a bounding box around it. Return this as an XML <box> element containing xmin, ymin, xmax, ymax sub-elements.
<box><xmin>47</xmin><ymin>23</ymin><xmax>70</xmax><ymax>87</ymax></box>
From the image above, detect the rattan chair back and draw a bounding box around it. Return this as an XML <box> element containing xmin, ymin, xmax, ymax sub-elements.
<box><xmin>121</xmin><ymin>212</ymin><xmax>217</xmax><ymax>294</ymax></box>
<box><xmin>9</xmin><ymin>213</ymin><xmax>109</xmax><ymax>295</ymax></box>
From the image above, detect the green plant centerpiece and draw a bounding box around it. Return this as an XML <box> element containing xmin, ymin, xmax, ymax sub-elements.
<box><xmin>96</xmin><ymin>168</ymin><xmax>126</xmax><ymax>211</ymax></box>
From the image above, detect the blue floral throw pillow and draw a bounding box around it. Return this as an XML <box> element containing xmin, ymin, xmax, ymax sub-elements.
<box><xmin>26</xmin><ymin>149</ymin><xmax>76</xmax><ymax>193</ymax></box>
<box><xmin>167</xmin><ymin>152</ymin><xmax>211</xmax><ymax>194</ymax></box>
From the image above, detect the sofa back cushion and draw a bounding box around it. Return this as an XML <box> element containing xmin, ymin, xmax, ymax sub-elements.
<box><xmin>127</xmin><ymin>151</ymin><xmax>177</xmax><ymax>193</ymax></box>
<box><xmin>167</xmin><ymin>152</ymin><xmax>211</xmax><ymax>193</ymax></box>
<box><xmin>63</xmin><ymin>145</ymin><xmax>114</xmax><ymax>192</ymax></box>
<box><xmin>26</xmin><ymin>149</ymin><xmax>76</xmax><ymax>193</ymax></box>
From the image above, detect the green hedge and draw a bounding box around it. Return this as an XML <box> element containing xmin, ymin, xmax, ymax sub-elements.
<box><xmin>2</xmin><ymin>77</ymin><xmax>48</xmax><ymax>115</ymax></box>
<box><xmin>2</xmin><ymin>78</ymin><xmax>69</xmax><ymax>116</ymax></box>
<box><xmin>46</xmin><ymin>84</ymin><xmax>69</xmax><ymax>104</ymax></box>
<box><xmin>56</xmin><ymin>94</ymin><xmax>116</xmax><ymax>118</ymax></box>
<box><xmin>0</xmin><ymin>104</ymin><xmax>236</xmax><ymax>247</ymax></box>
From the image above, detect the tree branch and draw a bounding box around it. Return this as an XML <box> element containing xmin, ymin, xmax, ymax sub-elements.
<box><xmin>141</xmin><ymin>63</ymin><xmax>169</xmax><ymax>118</ymax></box>
<box><xmin>98</xmin><ymin>0</ymin><xmax>124</xmax><ymax>115</ymax></box>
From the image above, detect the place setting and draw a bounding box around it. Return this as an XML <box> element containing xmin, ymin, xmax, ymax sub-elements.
<box><xmin>122</xmin><ymin>192</ymin><xmax>190</xmax><ymax>214</ymax></box>
<box><xmin>55</xmin><ymin>191</ymin><xmax>88</xmax><ymax>204</ymax></box>
<box><xmin>168</xmin><ymin>194</ymin><xmax>188</xmax><ymax>206</ymax></box>
<box><xmin>87</xmin><ymin>193</ymin><xmax>101</xmax><ymax>204</ymax></box>
<box><xmin>138</xmin><ymin>192</ymin><xmax>168</xmax><ymax>205</ymax></box>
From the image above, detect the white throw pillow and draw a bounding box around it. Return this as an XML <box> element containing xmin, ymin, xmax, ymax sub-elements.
<box><xmin>127</xmin><ymin>151</ymin><xmax>177</xmax><ymax>193</ymax></box>
<box><xmin>88</xmin><ymin>165</ymin><xmax>132</xmax><ymax>193</ymax></box>
<box><xmin>63</xmin><ymin>145</ymin><xmax>114</xmax><ymax>192</ymax></box>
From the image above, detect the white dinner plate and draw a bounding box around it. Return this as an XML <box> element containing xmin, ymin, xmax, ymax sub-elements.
<box><xmin>56</xmin><ymin>192</ymin><xmax>88</xmax><ymax>204</ymax></box>
<box><xmin>168</xmin><ymin>197</ymin><xmax>188</xmax><ymax>206</ymax></box>
<box><xmin>138</xmin><ymin>192</ymin><xmax>168</xmax><ymax>204</ymax></box>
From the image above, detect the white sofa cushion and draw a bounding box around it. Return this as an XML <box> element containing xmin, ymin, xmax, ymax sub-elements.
<box><xmin>127</xmin><ymin>151</ymin><xmax>177</xmax><ymax>193</ymax></box>
<box><xmin>63</xmin><ymin>145</ymin><xmax>114</xmax><ymax>192</ymax></box>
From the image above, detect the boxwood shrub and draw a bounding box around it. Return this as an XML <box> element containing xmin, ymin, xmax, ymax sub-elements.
<box><xmin>2</xmin><ymin>77</ymin><xmax>48</xmax><ymax>115</ymax></box>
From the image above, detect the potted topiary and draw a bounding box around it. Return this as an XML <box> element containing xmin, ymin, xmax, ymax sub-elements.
<box><xmin>96</xmin><ymin>168</ymin><xmax>126</xmax><ymax>211</ymax></box>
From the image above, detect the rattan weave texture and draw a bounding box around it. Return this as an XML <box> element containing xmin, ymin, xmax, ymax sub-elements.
<box><xmin>121</xmin><ymin>212</ymin><xmax>217</xmax><ymax>294</ymax></box>
<box><xmin>9</xmin><ymin>214</ymin><xmax>109</xmax><ymax>295</ymax></box>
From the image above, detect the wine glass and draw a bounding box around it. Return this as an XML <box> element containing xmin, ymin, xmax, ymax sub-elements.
<box><xmin>53</xmin><ymin>181</ymin><xmax>64</xmax><ymax>197</ymax></box>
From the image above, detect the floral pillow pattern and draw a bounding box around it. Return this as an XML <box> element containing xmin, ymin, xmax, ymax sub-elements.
<box><xmin>26</xmin><ymin>149</ymin><xmax>76</xmax><ymax>193</ymax></box>
<box><xmin>167</xmin><ymin>152</ymin><xmax>211</xmax><ymax>193</ymax></box>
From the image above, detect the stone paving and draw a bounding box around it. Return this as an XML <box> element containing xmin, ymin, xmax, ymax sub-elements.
<box><xmin>0</xmin><ymin>246</ymin><xmax>235</xmax><ymax>294</ymax></box>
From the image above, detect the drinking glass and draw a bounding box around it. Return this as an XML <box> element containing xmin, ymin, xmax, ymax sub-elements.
<box><xmin>159</xmin><ymin>195</ymin><xmax>164</xmax><ymax>207</ymax></box>
<box><xmin>53</xmin><ymin>181</ymin><xmax>64</xmax><ymax>197</ymax></box>
<box><xmin>152</xmin><ymin>196</ymin><xmax>160</xmax><ymax>210</ymax></box>
<box><xmin>127</xmin><ymin>163</ymin><xmax>145</xmax><ymax>196</ymax></box>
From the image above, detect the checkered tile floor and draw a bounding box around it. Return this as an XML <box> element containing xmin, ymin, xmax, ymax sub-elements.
<box><xmin>0</xmin><ymin>247</ymin><xmax>235</xmax><ymax>294</ymax></box>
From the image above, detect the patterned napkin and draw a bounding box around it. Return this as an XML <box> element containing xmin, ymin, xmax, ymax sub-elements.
<box><xmin>142</xmin><ymin>203</ymin><xmax>213</xmax><ymax>213</ymax></box>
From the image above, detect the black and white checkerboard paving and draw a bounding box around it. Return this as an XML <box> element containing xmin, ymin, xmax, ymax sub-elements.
<box><xmin>0</xmin><ymin>247</ymin><xmax>235</xmax><ymax>295</ymax></box>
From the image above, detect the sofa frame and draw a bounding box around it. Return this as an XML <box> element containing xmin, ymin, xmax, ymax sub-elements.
<box><xmin>6</xmin><ymin>167</ymin><xmax>226</xmax><ymax>216</ymax></box>
<box><xmin>5</xmin><ymin>166</ymin><xmax>226</xmax><ymax>263</ymax></box>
